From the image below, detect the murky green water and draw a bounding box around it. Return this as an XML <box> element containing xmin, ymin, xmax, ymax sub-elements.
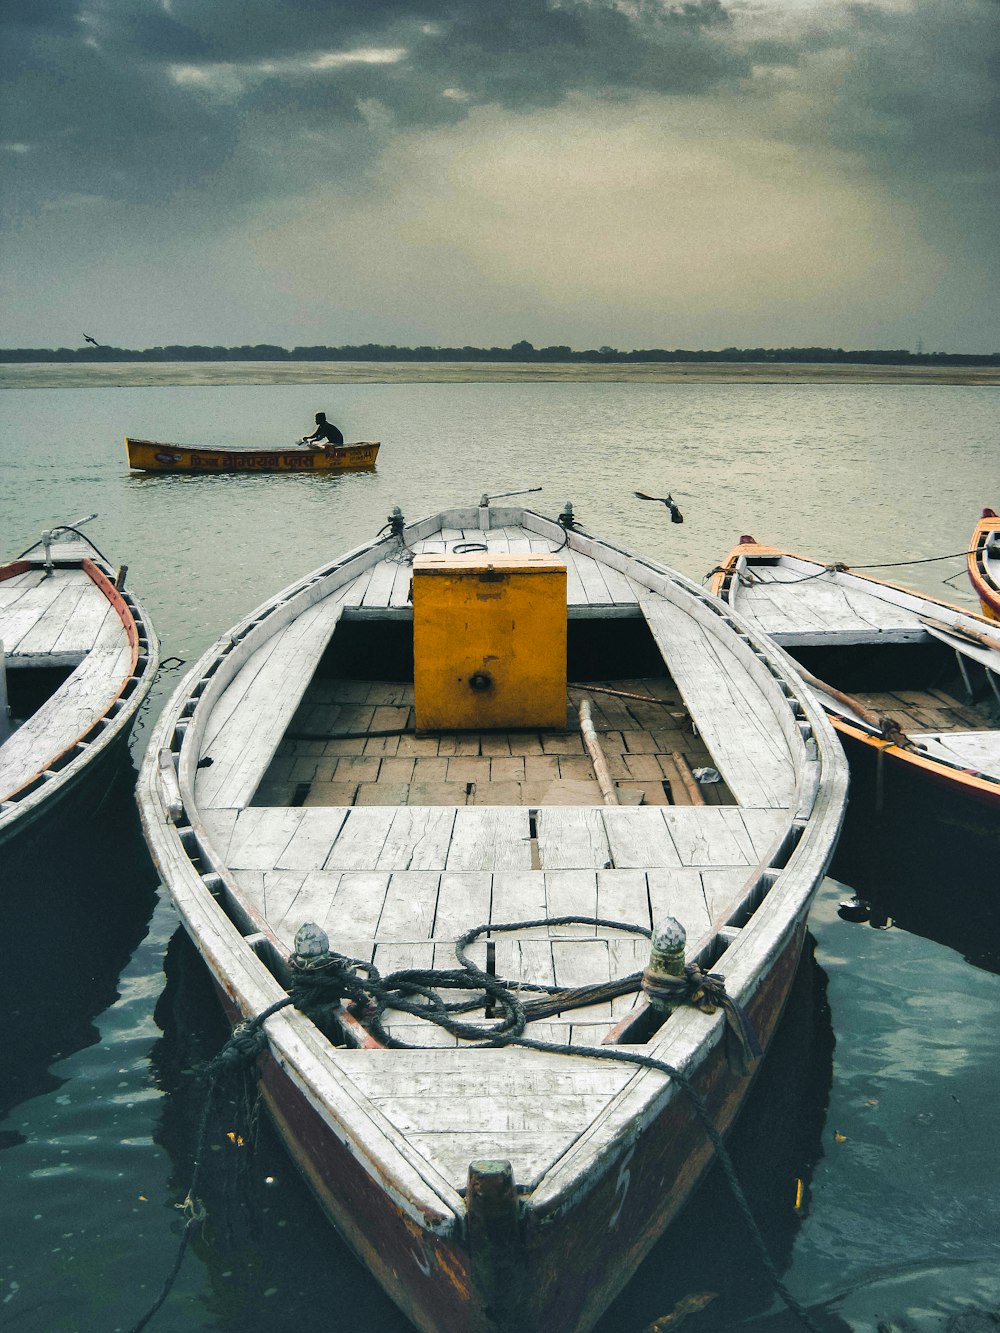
<box><xmin>1</xmin><ymin>369</ymin><xmax>997</xmax><ymax>1332</ymax></box>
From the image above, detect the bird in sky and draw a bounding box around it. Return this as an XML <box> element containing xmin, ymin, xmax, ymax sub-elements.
<box><xmin>83</xmin><ymin>334</ymin><xmax>101</xmax><ymax>347</ymax></box>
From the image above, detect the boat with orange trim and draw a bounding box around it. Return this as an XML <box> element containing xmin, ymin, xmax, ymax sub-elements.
<box><xmin>968</xmin><ymin>507</ymin><xmax>1000</xmax><ymax>622</ymax></box>
<box><xmin>0</xmin><ymin>520</ymin><xmax>158</xmax><ymax>852</ymax></box>
<box><xmin>710</xmin><ymin>538</ymin><xmax>1000</xmax><ymax>847</ymax></box>
<box><xmin>125</xmin><ymin>436</ymin><xmax>379</xmax><ymax>473</ymax></box>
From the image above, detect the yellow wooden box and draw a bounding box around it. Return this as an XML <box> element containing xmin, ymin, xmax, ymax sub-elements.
<box><xmin>412</xmin><ymin>553</ymin><xmax>567</xmax><ymax>731</ymax></box>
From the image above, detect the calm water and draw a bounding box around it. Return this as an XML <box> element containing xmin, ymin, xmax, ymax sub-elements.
<box><xmin>1</xmin><ymin>370</ymin><xmax>998</xmax><ymax>1333</ymax></box>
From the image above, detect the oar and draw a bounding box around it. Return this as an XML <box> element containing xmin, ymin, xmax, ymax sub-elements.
<box><xmin>919</xmin><ymin>614</ymin><xmax>1000</xmax><ymax>653</ymax></box>
<box><xmin>795</xmin><ymin>666</ymin><xmax>913</xmax><ymax>748</ymax></box>
<box><xmin>635</xmin><ymin>491</ymin><xmax>683</xmax><ymax>524</ymax></box>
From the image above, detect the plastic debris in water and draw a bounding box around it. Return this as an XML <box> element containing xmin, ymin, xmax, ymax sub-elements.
<box><xmin>644</xmin><ymin>1292</ymin><xmax>718</xmax><ymax>1331</ymax></box>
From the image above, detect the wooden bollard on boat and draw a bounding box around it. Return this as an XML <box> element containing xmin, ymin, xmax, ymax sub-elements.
<box><xmin>641</xmin><ymin>918</ymin><xmax>687</xmax><ymax>1012</ymax></box>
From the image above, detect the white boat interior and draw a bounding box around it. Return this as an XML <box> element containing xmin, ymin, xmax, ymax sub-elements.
<box><xmin>719</xmin><ymin>551</ymin><xmax>1000</xmax><ymax>782</ymax></box>
<box><xmin>1</xmin><ymin>536</ymin><xmax>153</xmax><ymax>813</ymax></box>
<box><xmin>145</xmin><ymin>505</ymin><xmax>847</xmax><ymax>1201</ymax></box>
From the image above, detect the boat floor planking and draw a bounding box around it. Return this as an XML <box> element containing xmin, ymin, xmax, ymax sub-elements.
<box><xmin>138</xmin><ymin>505</ymin><xmax>848</xmax><ymax>1333</ymax></box>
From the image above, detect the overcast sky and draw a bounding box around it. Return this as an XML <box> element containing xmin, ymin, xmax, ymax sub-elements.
<box><xmin>1</xmin><ymin>0</ymin><xmax>997</xmax><ymax>352</ymax></box>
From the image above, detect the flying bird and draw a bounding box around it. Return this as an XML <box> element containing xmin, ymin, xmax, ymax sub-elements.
<box><xmin>635</xmin><ymin>491</ymin><xmax>684</xmax><ymax>524</ymax></box>
<box><xmin>83</xmin><ymin>334</ymin><xmax>101</xmax><ymax>347</ymax></box>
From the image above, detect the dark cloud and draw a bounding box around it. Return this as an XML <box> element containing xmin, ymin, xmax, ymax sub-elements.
<box><xmin>1</xmin><ymin>0</ymin><xmax>749</xmax><ymax>223</ymax></box>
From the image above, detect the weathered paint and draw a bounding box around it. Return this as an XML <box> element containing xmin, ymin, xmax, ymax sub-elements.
<box><xmin>125</xmin><ymin>437</ymin><xmax>379</xmax><ymax>473</ymax></box>
<box><xmin>208</xmin><ymin>926</ymin><xmax>805</xmax><ymax>1333</ymax></box>
<box><xmin>412</xmin><ymin>554</ymin><xmax>567</xmax><ymax>731</ymax></box>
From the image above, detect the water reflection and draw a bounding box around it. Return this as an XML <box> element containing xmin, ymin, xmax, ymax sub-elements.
<box><xmin>0</xmin><ymin>777</ymin><xmax>158</xmax><ymax>1149</ymax></box>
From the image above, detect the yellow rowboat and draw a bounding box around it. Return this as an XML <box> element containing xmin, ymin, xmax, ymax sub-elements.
<box><xmin>125</xmin><ymin>437</ymin><xmax>379</xmax><ymax>473</ymax></box>
<box><xmin>968</xmin><ymin>507</ymin><xmax>1000</xmax><ymax>622</ymax></box>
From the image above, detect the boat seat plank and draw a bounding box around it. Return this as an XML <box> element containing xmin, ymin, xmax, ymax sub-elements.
<box><xmin>490</xmin><ymin>870</ymin><xmax>548</xmax><ymax>931</ymax></box>
<box><xmin>573</xmin><ymin>551</ymin><xmax>613</xmax><ymax>604</ymax></box>
<box><xmin>602</xmin><ymin>808</ymin><xmax>684</xmax><ymax>868</ymax></box>
<box><xmin>197</xmin><ymin>592</ymin><xmax>350</xmax><ymax>809</ymax></box>
<box><xmin>595</xmin><ymin>868</ymin><xmax>651</xmax><ymax>931</ymax></box>
<box><xmin>702</xmin><ymin>867</ymin><xmax>756</xmax><ymax>919</ymax></box>
<box><xmin>535</xmin><ymin>807</ymin><xmax>611</xmax><ymax>870</ymax></box>
<box><xmin>598</xmin><ymin>562</ymin><xmax>641</xmax><ymax>605</ymax></box>
<box><xmin>13</xmin><ymin>583</ymin><xmax>91</xmax><ymax>655</ymax></box>
<box><xmin>0</xmin><ymin>569</ymin><xmax>77</xmax><ymax>650</ymax></box>
<box><xmin>275</xmin><ymin>808</ymin><xmax>351</xmax><ymax>869</ymax></box>
<box><xmin>662</xmin><ymin>807</ymin><xmax>757</xmax><ymax>866</ymax></box>
<box><xmin>641</xmin><ymin>598</ymin><xmax>794</xmax><ymax>807</ymax></box>
<box><xmin>433</xmin><ymin>871</ymin><xmax>493</xmax><ymax>939</ymax></box>
<box><xmin>0</xmin><ymin>609</ymin><xmax>131</xmax><ymax>798</ymax></box>
<box><xmin>544</xmin><ymin>870</ymin><xmax>599</xmax><ymax>934</ymax></box>
<box><xmin>910</xmin><ymin>730</ymin><xmax>1000</xmax><ymax>778</ymax></box>
<box><xmin>375</xmin><ymin>807</ymin><xmax>456</xmax><ymax>870</ymax></box>
<box><xmin>335</xmin><ymin>1046</ymin><xmax>636</xmax><ymax>1191</ymax></box>
<box><xmin>445</xmin><ymin>808</ymin><xmax>533</xmax><ymax>871</ymax></box>
<box><xmin>376</xmin><ymin>871</ymin><xmax>441</xmax><ymax>941</ymax></box>
<box><xmin>223</xmin><ymin>807</ymin><xmax>306</xmax><ymax>869</ymax></box>
<box><xmin>361</xmin><ymin>555</ymin><xmax>403</xmax><ymax>608</ymax></box>
<box><xmin>322</xmin><ymin>807</ymin><xmax>398</xmax><ymax>870</ymax></box>
<box><xmin>645</xmin><ymin>867</ymin><xmax>712</xmax><ymax>941</ymax></box>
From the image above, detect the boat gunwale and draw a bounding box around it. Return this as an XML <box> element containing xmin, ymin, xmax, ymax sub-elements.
<box><xmin>968</xmin><ymin>510</ymin><xmax>1000</xmax><ymax>619</ymax></box>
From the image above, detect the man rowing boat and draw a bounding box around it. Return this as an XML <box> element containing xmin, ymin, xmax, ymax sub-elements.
<box><xmin>300</xmin><ymin>412</ymin><xmax>344</xmax><ymax>450</ymax></box>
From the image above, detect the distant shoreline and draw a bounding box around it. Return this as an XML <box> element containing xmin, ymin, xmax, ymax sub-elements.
<box><xmin>2</xmin><ymin>360</ymin><xmax>998</xmax><ymax>389</ymax></box>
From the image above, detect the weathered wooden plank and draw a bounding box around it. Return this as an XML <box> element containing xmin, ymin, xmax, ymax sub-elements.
<box><xmin>535</xmin><ymin>807</ymin><xmax>611</xmax><ymax>871</ymax></box>
<box><xmin>374</xmin><ymin>806</ymin><xmax>456</xmax><ymax>870</ymax></box>
<box><xmin>641</xmin><ymin>597</ymin><xmax>794</xmax><ymax>808</ymax></box>
<box><xmin>602</xmin><ymin>808</ymin><xmax>683</xmax><ymax>868</ymax></box>
<box><xmin>227</xmin><ymin>807</ymin><xmax>305</xmax><ymax>869</ymax></box>
<box><xmin>197</xmin><ymin>593</ymin><xmax>348</xmax><ymax>808</ymax></box>
<box><xmin>446</xmin><ymin>808</ymin><xmax>533</xmax><ymax>871</ymax></box>
<box><xmin>544</xmin><ymin>870</ymin><xmax>599</xmax><ymax>935</ymax></box>
<box><xmin>374</xmin><ymin>871</ymin><xmax>440</xmax><ymax>942</ymax></box>
<box><xmin>490</xmin><ymin>871</ymin><xmax>548</xmax><ymax>931</ymax></box>
<box><xmin>595</xmin><ymin>869</ymin><xmax>651</xmax><ymax>930</ymax></box>
<box><xmin>701</xmin><ymin>867</ymin><xmax>754</xmax><ymax>920</ymax></box>
<box><xmin>433</xmin><ymin>872</ymin><xmax>492</xmax><ymax>939</ymax></box>
<box><xmin>322</xmin><ymin>807</ymin><xmax>396</xmax><ymax>870</ymax></box>
<box><xmin>320</xmin><ymin>871</ymin><xmax>392</xmax><ymax>955</ymax></box>
<box><xmin>662</xmin><ymin>807</ymin><xmax>755</xmax><ymax>867</ymax></box>
<box><xmin>645</xmin><ymin>867</ymin><xmax>711</xmax><ymax>941</ymax></box>
<box><xmin>276</xmin><ymin>807</ymin><xmax>351</xmax><ymax>870</ymax></box>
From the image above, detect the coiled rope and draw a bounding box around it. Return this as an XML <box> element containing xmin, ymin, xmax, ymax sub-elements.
<box><xmin>129</xmin><ymin>920</ymin><xmax>826</xmax><ymax>1333</ymax></box>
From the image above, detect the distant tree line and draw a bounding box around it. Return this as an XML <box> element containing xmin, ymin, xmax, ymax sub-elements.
<box><xmin>1</xmin><ymin>340</ymin><xmax>997</xmax><ymax>365</ymax></box>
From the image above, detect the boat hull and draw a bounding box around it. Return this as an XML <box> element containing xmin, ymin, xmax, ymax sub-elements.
<box><xmin>968</xmin><ymin>507</ymin><xmax>1000</xmax><ymax>622</ymax></box>
<box><xmin>210</xmin><ymin>922</ymin><xmax>805</xmax><ymax>1333</ymax></box>
<box><xmin>125</xmin><ymin>437</ymin><xmax>379</xmax><ymax>473</ymax></box>
<box><xmin>1</xmin><ymin>547</ymin><xmax>158</xmax><ymax>853</ymax></box>
<box><xmin>137</xmin><ymin>504</ymin><xmax>848</xmax><ymax>1333</ymax></box>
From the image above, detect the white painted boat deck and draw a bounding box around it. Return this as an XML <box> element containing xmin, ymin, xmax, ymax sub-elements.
<box><xmin>143</xmin><ymin>507</ymin><xmax>847</xmax><ymax>1206</ymax></box>
<box><xmin>0</xmin><ymin>557</ymin><xmax>134</xmax><ymax>800</ymax></box>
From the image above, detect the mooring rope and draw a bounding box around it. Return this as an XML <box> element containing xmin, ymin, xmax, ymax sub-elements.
<box><xmin>130</xmin><ymin>921</ymin><xmax>825</xmax><ymax>1333</ymax></box>
<box><xmin>707</xmin><ymin>547</ymin><xmax>981</xmax><ymax>587</ymax></box>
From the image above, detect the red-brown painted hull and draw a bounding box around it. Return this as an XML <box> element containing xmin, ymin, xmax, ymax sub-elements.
<box><xmin>212</xmin><ymin>923</ymin><xmax>805</xmax><ymax>1333</ymax></box>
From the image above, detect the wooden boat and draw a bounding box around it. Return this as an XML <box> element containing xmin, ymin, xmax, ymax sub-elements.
<box><xmin>969</xmin><ymin>507</ymin><xmax>1000</xmax><ymax>621</ymax></box>
<box><xmin>710</xmin><ymin>538</ymin><xmax>1000</xmax><ymax>845</ymax></box>
<box><xmin>125</xmin><ymin>436</ymin><xmax>380</xmax><ymax>473</ymax></box>
<box><xmin>136</xmin><ymin>501</ymin><xmax>847</xmax><ymax>1333</ymax></box>
<box><xmin>1</xmin><ymin>521</ymin><xmax>158</xmax><ymax>852</ymax></box>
